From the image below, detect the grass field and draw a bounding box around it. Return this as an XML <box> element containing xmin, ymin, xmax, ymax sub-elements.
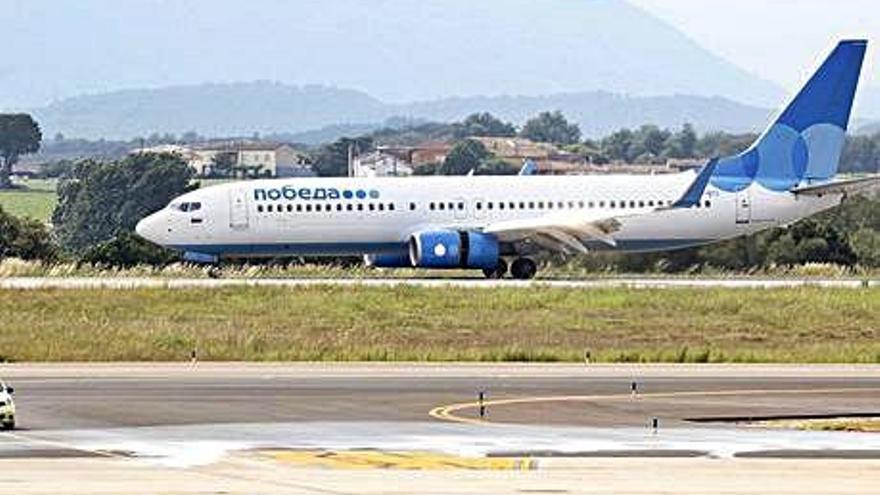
<box><xmin>0</xmin><ymin>286</ymin><xmax>877</xmax><ymax>363</ymax></box>
<box><xmin>0</xmin><ymin>179</ymin><xmax>58</xmax><ymax>222</ymax></box>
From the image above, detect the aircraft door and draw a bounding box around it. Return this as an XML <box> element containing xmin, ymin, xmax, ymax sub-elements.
<box><xmin>229</xmin><ymin>187</ymin><xmax>249</xmax><ymax>229</ymax></box>
<box><xmin>735</xmin><ymin>191</ymin><xmax>751</xmax><ymax>224</ymax></box>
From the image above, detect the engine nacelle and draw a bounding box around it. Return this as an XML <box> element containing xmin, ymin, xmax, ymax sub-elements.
<box><xmin>409</xmin><ymin>230</ymin><xmax>499</xmax><ymax>269</ymax></box>
<box><xmin>364</xmin><ymin>251</ymin><xmax>412</xmax><ymax>268</ymax></box>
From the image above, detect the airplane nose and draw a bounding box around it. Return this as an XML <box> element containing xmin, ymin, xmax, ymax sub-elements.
<box><xmin>135</xmin><ymin>218</ymin><xmax>148</xmax><ymax>238</ymax></box>
<box><xmin>135</xmin><ymin>212</ymin><xmax>164</xmax><ymax>244</ymax></box>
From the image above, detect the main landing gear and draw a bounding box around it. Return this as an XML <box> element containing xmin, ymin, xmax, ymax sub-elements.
<box><xmin>510</xmin><ymin>258</ymin><xmax>537</xmax><ymax>280</ymax></box>
<box><xmin>482</xmin><ymin>258</ymin><xmax>537</xmax><ymax>280</ymax></box>
<box><xmin>482</xmin><ymin>259</ymin><xmax>508</xmax><ymax>279</ymax></box>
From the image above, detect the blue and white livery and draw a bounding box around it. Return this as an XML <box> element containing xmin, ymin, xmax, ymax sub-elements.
<box><xmin>137</xmin><ymin>40</ymin><xmax>877</xmax><ymax>279</ymax></box>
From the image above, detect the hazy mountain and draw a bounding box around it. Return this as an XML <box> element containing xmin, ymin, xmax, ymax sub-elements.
<box><xmin>33</xmin><ymin>81</ymin><xmax>772</xmax><ymax>141</ymax></box>
<box><xmin>2</xmin><ymin>0</ymin><xmax>782</xmax><ymax>110</ymax></box>
<box><xmin>35</xmin><ymin>83</ymin><xmax>388</xmax><ymax>140</ymax></box>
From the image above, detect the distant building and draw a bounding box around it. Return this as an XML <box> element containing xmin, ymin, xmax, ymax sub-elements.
<box><xmin>353</xmin><ymin>151</ymin><xmax>413</xmax><ymax>177</ymax></box>
<box><xmin>132</xmin><ymin>144</ymin><xmax>191</xmax><ymax>155</ymax></box>
<box><xmin>472</xmin><ymin>136</ymin><xmax>588</xmax><ymax>175</ymax></box>
<box><xmin>191</xmin><ymin>142</ymin><xmax>312</xmax><ymax>177</ymax></box>
<box><xmin>408</xmin><ymin>142</ymin><xmax>453</xmax><ymax>166</ymax></box>
<box><xmin>139</xmin><ymin>141</ymin><xmax>313</xmax><ymax>178</ymax></box>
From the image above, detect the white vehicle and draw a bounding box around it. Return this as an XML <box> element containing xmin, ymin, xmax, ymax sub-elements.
<box><xmin>0</xmin><ymin>380</ymin><xmax>15</xmax><ymax>430</ymax></box>
<box><xmin>137</xmin><ymin>40</ymin><xmax>878</xmax><ymax>279</ymax></box>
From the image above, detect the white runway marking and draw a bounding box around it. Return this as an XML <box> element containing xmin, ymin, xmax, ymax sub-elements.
<box><xmin>7</xmin><ymin>421</ymin><xmax>880</xmax><ymax>467</ymax></box>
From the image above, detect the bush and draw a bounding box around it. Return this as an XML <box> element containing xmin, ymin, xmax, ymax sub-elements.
<box><xmin>78</xmin><ymin>231</ymin><xmax>178</xmax><ymax>267</ymax></box>
<box><xmin>0</xmin><ymin>205</ymin><xmax>57</xmax><ymax>261</ymax></box>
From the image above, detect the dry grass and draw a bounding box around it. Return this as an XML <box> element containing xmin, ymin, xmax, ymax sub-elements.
<box><xmin>0</xmin><ymin>286</ymin><xmax>878</xmax><ymax>363</ymax></box>
<box><xmin>1</xmin><ymin>258</ymin><xmax>878</xmax><ymax>280</ymax></box>
<box><xmin>757</xmin><ymin>418</ymin><xmax>880</xmax><ymax>432</ymax></box>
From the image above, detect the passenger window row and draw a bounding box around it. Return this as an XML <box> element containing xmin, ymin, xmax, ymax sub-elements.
<box><xmin>426</xmin><ymin>199</ymin><xmax>712</xmax><ymax>211</ymax></box>
<box><xmin>256</xmin><ymin>198</ymin><xmax>712</xmax><ymax>215</ymax></box>
<box><xmin>258</xmin><ymin>202</ymin><xmax>397</xmax><ymax>214</ymax></box>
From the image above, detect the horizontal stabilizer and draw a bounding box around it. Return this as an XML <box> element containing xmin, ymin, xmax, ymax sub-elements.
<box><xmin>791</xmin><ymin>175</ymin><xmax>880</xmax><ymax>196</ymax></box>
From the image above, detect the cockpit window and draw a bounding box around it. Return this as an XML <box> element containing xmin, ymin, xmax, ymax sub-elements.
<box><xmin>171</xmin><ymin>201</ymin><xmax>202</xmax><ymax>212</ymax></box>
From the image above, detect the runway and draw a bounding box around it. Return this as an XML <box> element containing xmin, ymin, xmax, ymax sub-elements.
<box><xmin>1</xmin><ymin>276</ymin><xmax>878</xmax><ymax>290</ymax></box>
<box><xmin>1</xmin><ymin>363</ymin><xmax>879</xmax><ymax>494</ymax></box>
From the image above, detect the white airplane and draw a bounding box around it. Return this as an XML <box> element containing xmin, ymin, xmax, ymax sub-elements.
<box><xmin>137</xmin><ymin>40</ymin><xmax>877</xmax><ymax>279</ymax></box>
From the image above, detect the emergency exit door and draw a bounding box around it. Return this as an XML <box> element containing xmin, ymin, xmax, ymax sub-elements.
<box><xmin>229</xmin><ymin>188</ymin><xmax>249</xmax><ymax>229</ymax></box>
<box><xmin>735</xmin><ymin>191</ymin><xmax>751</xmax><ymax>224</ymax></box>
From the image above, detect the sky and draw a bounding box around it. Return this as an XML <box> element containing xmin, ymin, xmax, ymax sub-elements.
<box><xmin>1</xmin><ymin>0</ymin><xmax>877</xmax><ymax>117</ymax></box>
<box><xmin>628</xmin><ymin>0</ymin><xmax>879</xmax><ymax>91</ymax></box>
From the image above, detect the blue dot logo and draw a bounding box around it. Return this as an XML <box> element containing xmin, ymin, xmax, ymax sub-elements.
<box><xmin>342</xmin><ymin>190</ymin><xmax>353</xmax><ymax>199</ymax></box>
<box><xmin>356</xmin><ymin>190</ymin><xmax>367</xmax><ymax>199</ymax></box>
<box><xmin>369</xmin><ymin>189</ymin><xmax>380</xmax><ymax>199</ymax></box>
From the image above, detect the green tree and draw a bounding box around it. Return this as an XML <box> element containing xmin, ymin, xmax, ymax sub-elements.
<box><xmin>52</xmin><ymin>153</ymin><xmax>194</xmax><ymax>255</ymax></box>
<box><xmin>520</xmin><ymin>111</ymin><xmax>581</xmax><ymax>145</ymax></box>
<box><xmin>630</xmin><ymin>125</ymin><xmax>671</xmax><ymax>160</ymax></box>
<box><xmin>600</xmin><ymin>128</ymin><xmax>635</xmax><ymax>162</ymax></box>
<box><xmin>209</xmin><ymin>152</ymin><xmax>237</xmax><ymax>178</ymax></box>
<box><xmin>453</xmin><ymin>113</ymin><xmax>516</xmax><ymax>138</ymax></box>
<box><xmin>440</xmin><ymin>139</ymin><xmax>491</xmax><ymax>175</ymax></box>
<box><xmin>0</xmin><ymin>206</ymin><xmax>57</xmax><ymax>261</ymax></box>
<box><xmin>39</xmin><ymin>160</ymin><xmax>74</xmax><ymax>179</ymax></box>
<box><xmin>850</xmin><ymin>228</ymin><xmax>880</xmax><ymax>267</ymax></box>
<box><xmin>312</xmin><ymin>136</ymin><xmax>373</xmax><ymax>177</ymax></box>
<box><xmin>664</xmin><ymin>123</ymin><xmax>698</xmax><ymax>159</ymax></box>
<box><xmin>0</xmin><ymin>114</ymin><xmax>42</xmax><ymax>188</ymax></box>
<box><xmin>840</xmin><ymin>134</ymin><xmax>880</xmax><ymax>174</ymax></box>
<box><xmin>476</xmin><ymin>158</ymin><xmax>519</xmax><ymax>175</ymax></box>
<box><xmin>695</xmin><ymin>131</ymin><xmax>757</xmax><ymax>158</ymax></box>
<box><xmin>413</xmin><ymin>162</ymin><xmax>441</xmax><ymax>175</ymax></box>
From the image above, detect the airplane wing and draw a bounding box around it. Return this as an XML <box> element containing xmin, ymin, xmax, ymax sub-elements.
<box><xmin>791</xmin><ymin>175</ymin><xmax>880</xmax><ymax>196</ymax></box>
<box><xmin>482</xmin><ymin>159</ymin><xmax>719</xmax><ymax>254</ymax></box>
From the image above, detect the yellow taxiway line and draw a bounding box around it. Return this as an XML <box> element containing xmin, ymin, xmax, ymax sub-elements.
<box><xmin>429</xmin><ymin>387</ymin><xmax>880</xmax><ymax>426</ymax></box>
<box><xmin>265</xmin><ymin>450</ymin><xmax>536</xmax><ymax>470</ymax></box>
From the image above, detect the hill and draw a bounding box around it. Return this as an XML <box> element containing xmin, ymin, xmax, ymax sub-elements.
<box><xmin>33</xmin><ymin>82</ymin><xmax>772</xmax><ymax>141</ymax></box>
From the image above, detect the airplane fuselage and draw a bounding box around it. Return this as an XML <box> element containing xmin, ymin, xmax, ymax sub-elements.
<box><xmin>136</xmin><ymin>172</ymin><xmax>842</xmax><ymax>259</ymax></box>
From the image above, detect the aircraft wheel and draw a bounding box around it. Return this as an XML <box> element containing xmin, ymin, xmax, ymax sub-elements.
<box><xmin>510</xmin><ymin>258</ymin><xmax>537</xmax><ymax>280</ymax></box>
<box><xmin>482</xmin><ymin>259</ymin><xmax>508</xmax><ymax>279</ymax></box>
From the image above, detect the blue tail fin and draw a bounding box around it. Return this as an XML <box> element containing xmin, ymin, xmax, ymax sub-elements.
<box><xmin>711</xmin><ymin>40</ymin><xmax>866</xmax><ymax>192</ymax></box>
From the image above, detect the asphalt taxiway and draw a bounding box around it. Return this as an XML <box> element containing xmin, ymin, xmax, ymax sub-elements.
<box><xmin>0</xmin><ymin>363</ymin><xmax>878</xmax><ymax>494</ymax></box>
<box><xmin>4</xmin><ymin>363</ymin><xmax>880</xmax><ymax>432</ymax></box>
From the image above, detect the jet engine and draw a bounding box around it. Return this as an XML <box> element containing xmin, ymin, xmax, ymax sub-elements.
<box><xmin>408</xmin><ymin>230</ymin><xmax>499</xmax><ymax>269</ymax></box>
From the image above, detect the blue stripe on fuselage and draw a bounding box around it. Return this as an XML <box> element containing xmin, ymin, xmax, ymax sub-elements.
<box><xmin>171</xmin><ymin>242</ymin><xmax>408</xmax><ymax>257</ymax></box>
<box><xmin>171</xmin><ymin>239</ymin><xmax>712</xmax><ymax>258</ymax></box>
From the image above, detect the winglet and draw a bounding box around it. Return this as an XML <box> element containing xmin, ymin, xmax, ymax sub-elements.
<box><xmin>670</xmin><ymin>158</ymin><xmax>719</xmax><ymax>208</ymax></box>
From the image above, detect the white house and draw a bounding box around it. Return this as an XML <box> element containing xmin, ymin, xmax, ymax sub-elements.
<box><xmin>353</xmin><ymin>151</ymin><xmax>413</xmax><ymax>177</ymax></box>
